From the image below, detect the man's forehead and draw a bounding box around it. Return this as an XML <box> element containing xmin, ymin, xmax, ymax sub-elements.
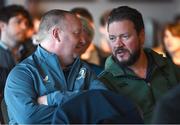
<box><xmin>65</xmin><ymin>13</ymin><xmax>78</xmax><ymax>21</ymax></box>
<box><xmin>65</xmin><ymin>14</ymin><xmax>82</xmax><ymax>27</ymax></box>
<box><xmin>8</xmin><ymin>14</ymin><xmax>30</xmax><ymax>26</ymax></box>
<box><xmin>9</xmin><ymin>14</ymin><xmax>28</xmax><ymax>20</ymax></box>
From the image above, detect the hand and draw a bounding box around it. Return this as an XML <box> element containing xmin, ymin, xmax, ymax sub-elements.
<box><xmin>38</xmin><ymin>95</ymin><xmax>48</xmax><ymax>105</ymax></box>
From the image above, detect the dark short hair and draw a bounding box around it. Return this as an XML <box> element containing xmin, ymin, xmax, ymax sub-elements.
<box><xmin>71</xmin><ymin>7</ymin><xmax>93</xmax><ymax>22</ymax></box>
<box><xmin>100</xmin><ymin>10</ymin><xmax>111</xmax><ymax>27</ymax></box>
<box><xmin>165</xmin><ymin>22</ymin><xmax>180</xmax><ymax>37</ymax></box>
<box><xmin>107</xmin><ymin>6</ymin><xmax>144</xmax><ymax>34</ymax></box>
<box><xmin>0</xmin><ymin>4</ymin><xmax>32</xmax><ymax>26</ymax></box>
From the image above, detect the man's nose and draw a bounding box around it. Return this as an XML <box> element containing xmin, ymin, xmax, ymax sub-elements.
<box><xmin>80</xmin><ymin>35</ymin><xmax>86</xmax><ymax>45</ymax></box>
<box><xmin>114</xmin><ymin>37</ymin><xmax>124</xmax><ymax>48</ymax></box>
<box><xmin>21</xmin><ymin>22</ymin><xmax>28</xmax><ymax>30</ymax></box>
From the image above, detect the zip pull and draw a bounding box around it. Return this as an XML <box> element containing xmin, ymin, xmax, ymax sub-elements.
<box><xmin>43</xmin><ymin>75</ymin><xmax>49</xmax><ymax>83</ymax></box>
<box><xmin>147</xmin><ymin>82</ymin><xmax>151</xmax><ymax>87</ymax></box>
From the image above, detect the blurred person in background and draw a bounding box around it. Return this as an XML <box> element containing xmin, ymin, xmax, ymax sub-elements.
<box><xmin>0</xmin><ymin>5</ymin><xmax>32</xmax><ymax>123</ymax></box>
<box><xmin>0</xmin><ymin>4</ymin><xmax>33</xmax><ymax>93</ymax></box>
<box><xmin>71</xmin><ymin>7</ymin><xmax>103</xmax><ymax>75</ymax></box>
<box><xmin>0</xmin><ymin>5</ymin><xmax>32</xmax><ymax>69</ymax></box>
<box><xmin>98</xmin><ymin>6</ymin><xmax>180</xmax><ymax>123</ymax></box>
<box><xmin>174</xmin><ymin>14</ymin><xmax>180</xmax><ymax>23</ymax></box>
<box><xmin>163</xmin><ymin>22</ymin><xmax>180</xmax><ymax>67</ymax></box>
<box><xmin>97</xmin><ymin>10</ymin><xmax>112</xmax><ymax>67</ymax></box>
<box><xmin>21</xmin><ymin>0</ymin><xmax>43</xmax><ymax>60</ymax></box>
<box><xmin>25</xmin><ymin>0</ymin><xmax>42</xmax><ymax>36</ymax></box>
<box><xmin>154</xmin><ymin>22</ymin><xmax>180</xmax><ymax>67</ymax></box>
<box><xmin>18</xmin><ymin>17</ymin><xmax>37</xmax><ymax>62</ymax></box>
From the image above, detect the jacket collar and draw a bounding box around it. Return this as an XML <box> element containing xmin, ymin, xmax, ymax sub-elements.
<box><xmin>144</xmin><ymin>48</ymin><xmax>167</xmax><ymax>68</ymax></box>
<box><xmin>0</xmin><ymin>41</ymin><xmax>9</xmax><ymax>50</ymax></box>
<box><xmin>35</xmin><ymin>45</ymin><xmax>81</xmax><ymax>71</ymax></box>
<box><xmin>105</xmin><ymin>56</ymin><xmax>127</xmax><ymax>76</ymax></box>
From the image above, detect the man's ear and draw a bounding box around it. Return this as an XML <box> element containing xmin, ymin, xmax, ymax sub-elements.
<box><xmin>139</xmin><ymin>29</ymin><xmax>145</xmax><ymax>46</ymax></box>
<box><xmin>52</xmin><ymin>27</ymin><xmax>61</xmax><ymax>42</ymax></box>
<box><xmin>0</xmin><ymin>21</ymin><xmax>6</xmax><ymax>30</ymax></box>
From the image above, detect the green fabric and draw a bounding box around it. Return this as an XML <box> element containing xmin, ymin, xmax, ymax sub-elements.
<box><xmin>98</xmin><ymin>48</ymin><xmax>180</xmax><ymax>123</ymax></box>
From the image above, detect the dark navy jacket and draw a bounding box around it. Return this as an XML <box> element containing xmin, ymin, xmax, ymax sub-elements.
<box><xmin>0</xmin><ymin>41</ymin><xmax>16</xmax><ymax>71</ymax></box>
<box><xmin>52</xmin><ymin>90</ymin><xmax>143</xmax><ymax>124</ymax></box>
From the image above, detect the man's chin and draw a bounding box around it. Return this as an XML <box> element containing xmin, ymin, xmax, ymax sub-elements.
<box><xmin>117</xmin><ymin>56</ymin><xmax>129</xmax><ymax>63</ymax></box>
<box><xmin>114</xmin><ymin>56</ymin><xmax>133</xmax><ymax>66</ymax></box>
<box><xmin>17</xmin><ymin>38</ymin><xmax>26</xmax><ymax>43</ymax></box>
<box><xmin>73</xmin><ymin>53</ymin><xmax>79</xmax><ymax>59</ymax></box>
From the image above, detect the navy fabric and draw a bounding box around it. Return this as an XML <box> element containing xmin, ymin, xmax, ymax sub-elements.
<box><xmin>52</xmin><ymin>90</ymin><xmax>143</xmax><ymax>124</ymax></box>
<box><xmin>0</xmin><ymin>42</ymin><xmax>15</xmax><ymax>71</ymax></box>
<box><xmin>0</xmin><ymin>67</ymin><xmax>9</xmax><ymax>123</ymax></box>
<box><xmin>152</xmin><ymin>84</ymin><xmax>180</xmax><ymax>124</ymax></box>
<box><xmin>0</xmin><ymin>67</ymin><xmax>9</xmax><ymax>95</ymax></box>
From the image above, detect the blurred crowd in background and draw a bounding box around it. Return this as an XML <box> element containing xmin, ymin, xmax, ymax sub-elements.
<box><xmin>0</xmin><ymin>0</ymin><xmax>180</xmax><ymax>124</ymax></box>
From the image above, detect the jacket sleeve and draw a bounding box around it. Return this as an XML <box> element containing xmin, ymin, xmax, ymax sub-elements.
<box><xmin>88</xmin><ymin>71</ymin><xmax>107</xmax><ymax>90</ymax></box>
<box><xmin>47</xmin><ymin>90</ymin><xmax>81</xmax><ymax>106</ymax></box>
<box><xmin>46</xmin><ymin>72</ymin><xmax>107</xmax><ymax>105</ymax></box>
<box><xmin>4</xmin><ymin>66</ymin><xmax>56</xmax><ymax>124</ymax></box>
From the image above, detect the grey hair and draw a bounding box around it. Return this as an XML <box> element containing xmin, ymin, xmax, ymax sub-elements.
<box><xmin>33</xmin><ymin>9</ymin><xmax>71</xmax><ymax>43</ymax></box>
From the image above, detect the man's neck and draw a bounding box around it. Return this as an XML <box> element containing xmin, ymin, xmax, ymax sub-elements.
<box><xmin>128</xmin><ymin>50</ymin><xmax>148</xmax><ymax>79</ymax></box>
<box><xmin>61</xmin><ymin>58</ymin><xmax>75</xmax><ymax>70</ymax></box>
<box><xmin>172</xmin><ymin>50</ymin><xmax>180</xmax><ymax>66</ymax></box>
<box><xmin>1</xmin><ymin>36</ymin><xmax>19</xmax><ymax>50</ymax></box>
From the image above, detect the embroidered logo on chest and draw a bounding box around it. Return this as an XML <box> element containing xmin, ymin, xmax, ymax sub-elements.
<box><xmin>77</xmin><ymin>68</ymin><xmax>86</xmax><ymax>80</ymax></box>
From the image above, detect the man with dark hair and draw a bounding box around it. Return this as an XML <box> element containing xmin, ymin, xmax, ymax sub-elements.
<box><xmin>98</xmin><ymin>6</ymin><xmax>180</xmax><ymax>123</ymax></box>
<box><xmin>71</xmin><ymin>7</ymin><xmax>93</xmax><ymax>22</ymax></box>
<box><xmin>0</xmin><ymin>5</ymin><xmax>33</xmax><ymax>122</ymax></box>
<box><xmin>4</xmin><ymin>9</ymin><xmax>107</xmax><ymax>124</ymax></box>
<box><xmin>0</xmin><ymin>5</ymin><xmax>32</xmax><ymax>70</ymax></box>
<box><xmin>98</xmin><ymin>10</ymin><xmax>112</xmax><ymax>66</ymax></box>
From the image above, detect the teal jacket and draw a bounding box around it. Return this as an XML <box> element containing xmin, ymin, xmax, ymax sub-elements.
<box><xmin>5</xmin><ymin>46</ymin><xmax>106</xmax><ymax>124</ymax></box>
<box><xmin>98</xmin><ymin>48</ymin><xmax>180</xmax><ymax>123</ymax></box>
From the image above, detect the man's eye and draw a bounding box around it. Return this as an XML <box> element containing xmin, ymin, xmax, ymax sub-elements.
<box><xmin>15</xmin><ymin>19</ymin><xmax>21</xmax><ymax>24</ymax></box>
<box><xmin>74</xmin><ymin>31</ymin><xmax>81</xmax><ymax>36</ymax></box>
<box><xmin>109</xmin><ymin>36</ymin><xmax>116</xmax><ymax>42</ymax></box>
<box><xmin>122</xmin><ymin>35</ymin><xmax>129</xmax><ymax>41</ymax></box>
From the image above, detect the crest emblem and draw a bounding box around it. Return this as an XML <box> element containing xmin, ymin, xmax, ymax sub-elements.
<box><xmin>77</xmin><ymin>68</ymin><xmax>86</xmax><ymax>80</ymax></box>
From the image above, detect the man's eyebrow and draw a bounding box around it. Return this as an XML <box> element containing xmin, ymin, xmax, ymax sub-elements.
<box><xmin>109</xmin><ymin>33</ymin><xmax>129</xmax><ymax>36</ymax></box>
